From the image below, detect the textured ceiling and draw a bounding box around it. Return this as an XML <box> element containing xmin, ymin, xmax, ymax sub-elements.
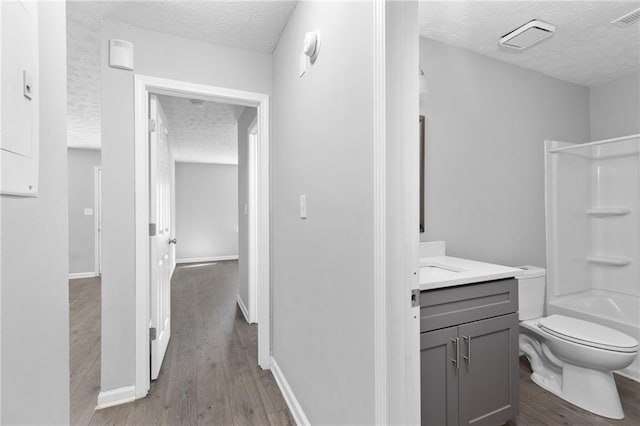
<box><xmin>67</xmin><ymin>6</ymin><xmax>102</xmax><ymax>149</ymax></box>
<box><xmin>66</xmin><ymin>0</ymin><xmax>295</xmax><ymax>151</ymax></box>
<box><xmin>419</xmin><ymin>1</ymin><xmax>640</xmax><ymax>87</ymax></box>
<box><xmin>68</xmin><ymin>0</ymin><xmax>296</xmax><ymax>53</ymax></box>
<box><xmin>157</xmin><ymin>96</ymin><xmax>246</xmax><ymax>164</ymax></box>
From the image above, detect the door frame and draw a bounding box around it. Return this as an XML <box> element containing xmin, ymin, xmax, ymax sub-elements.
<box><xmin>133</xmin><ymin>75</ymin><xmax>271</xmax><ymax>398</ymax></box>
<box><xmin>247</xmin><ymin>118</ymin><xmax>258</xmax><ymax>323</ymax></box>
<box><xmin>94</xmin><ymin>166</ymin><xmax>102</xmax><ymax>275</ymax></box>
<box><xmin>375</xmin><ymin>1</ymin><xmax>421</xmax><ymax>424</ymax></box>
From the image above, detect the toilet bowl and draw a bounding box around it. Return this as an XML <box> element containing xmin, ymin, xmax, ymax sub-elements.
<box><xmin>516</xmin><ymin>266</ymin><xmax>639</xmax><ymax>420</ymax></box>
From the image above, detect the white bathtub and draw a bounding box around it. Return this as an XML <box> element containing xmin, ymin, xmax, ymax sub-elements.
<box><xmin>548</xmin><ymin>289</ymin><xmax>640</xmax><ymax>382</ymax></box>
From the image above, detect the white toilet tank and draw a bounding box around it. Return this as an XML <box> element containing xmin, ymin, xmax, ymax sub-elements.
<box><xmin>516</xmin><ymin>266</ymin><xmax>546</xmax><ymax>320</ymax></box>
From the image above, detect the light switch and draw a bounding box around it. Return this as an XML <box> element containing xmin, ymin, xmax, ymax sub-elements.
<box><xmin>84</xmin><ymin>208</ymin><xmax>94</xmax><ymax>216</ymax></box>
<box><xmin>299</xmin><ymin>195</ymin><xmax>307</xmax><ymax>219</ymax></box>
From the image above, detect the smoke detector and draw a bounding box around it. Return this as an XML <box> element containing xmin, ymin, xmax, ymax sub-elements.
<box><xmin>611</xmin><ymin>8</ymin><xmax>640</xmax><ymax>28</ymax></box>
<box><xmin>499</xmin><ymin>19</ymin><xmax>556</xmax><ymax>50</ymax></box>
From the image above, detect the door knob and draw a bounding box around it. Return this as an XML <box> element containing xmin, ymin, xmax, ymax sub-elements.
<box><xmin>169</xmin><ymin>238</ymin><xmax>177</xmax><ymax>245</ymax></box>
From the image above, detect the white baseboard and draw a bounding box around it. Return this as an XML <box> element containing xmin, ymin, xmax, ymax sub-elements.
<box><xmin>69</xmin><ymin>272</ymin><xmax>99</xmax><ymax>280</ymax></box>
<box><xmin>176</xmin><ymin>255</ymin><xmax>238</xmax><ymax>264</ymax></box>
<box><xmin>96</xmin><ymin>385</ymin><xmax>136</xmax><ymax>410</ymax></box>
<box><xmin>236</xmin><ymin>294</ymin><xmax>251</xmax><ymax>324</ymax></box>
<box><xmin>270</xmin><ymin>358</ymin><xmax>310</xmax><ymax>426</ymax></box>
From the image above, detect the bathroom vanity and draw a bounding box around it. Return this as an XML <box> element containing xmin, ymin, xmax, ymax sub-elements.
<box><xmin>419</xmin><ymin>254</ymin><xmax>521</xmax><ymax>426</ymax></box>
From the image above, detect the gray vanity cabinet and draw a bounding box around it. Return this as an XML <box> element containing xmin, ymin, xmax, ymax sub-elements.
<box><xmin>421</xmin><ymin>326</ymin><xmax>459</xmax><ymax>425</ymax></box>
<box><xmin>420</xmin><ymin>279</ymin><xmax>519</xmax><ymax>426</ymax></box>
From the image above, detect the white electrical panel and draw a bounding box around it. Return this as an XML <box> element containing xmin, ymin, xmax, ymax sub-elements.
<box><xmin>1</xmin><ymin>0</ymin><xmax>39</xmax><ymax>197</ymax></box>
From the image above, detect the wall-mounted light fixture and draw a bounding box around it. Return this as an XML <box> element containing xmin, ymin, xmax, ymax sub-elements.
<box><xmin>303</xmin><ymin>31</ymin><xmax>321</xmax><ymax>62</ymax></box>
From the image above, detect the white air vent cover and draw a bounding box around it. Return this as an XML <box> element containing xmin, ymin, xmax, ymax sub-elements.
<box><xmin>611</xmin><ymin>8</ymin><xmax>640</xmax><ymax>28</ymax></box>
<box><xmin>499</xmin><ymin>19</ymin><xmax>556</xmax><ymax>50</ymax></box>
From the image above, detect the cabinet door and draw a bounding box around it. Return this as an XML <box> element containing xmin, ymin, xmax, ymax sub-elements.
<box><xmin>421</xmin><ymin>326</ymin><xmax>459</xmax><ymax>426</ymax></box>
<box><xmin>458</xmin><ymin>313</ymin><xmax>519</xmax><ymax>426</ymax></box>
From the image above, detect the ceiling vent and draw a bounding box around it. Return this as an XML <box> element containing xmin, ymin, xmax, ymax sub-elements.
<box><xmin>611</xmin><ymin>8</ymin><xmax>640</xmax><ymax>28</ymax></box>
<box><xmin>499</xmin><ymin>19</ymin><xmax>556</xmax><ymax>50</ymax></box>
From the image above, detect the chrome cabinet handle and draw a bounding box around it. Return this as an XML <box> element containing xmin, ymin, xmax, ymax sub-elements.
<box><xmin>169</xmin><ymin>238</ymin><xmax>177</xmax><ymax>245</ymax></box>
<box><xmin>463</xmin><ymin>335</ymin><xmax>471</xmax><ymax>365</ymax></box>
<box><xmin>451</xmin><ymin>337</ymin><xmax>460</xmax><ymax>369</ymax></box>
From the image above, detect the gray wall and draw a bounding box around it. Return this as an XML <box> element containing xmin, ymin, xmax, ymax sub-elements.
<box><xmin>590</xmin><ymin>71</ymin><xmax>640</xmax><ymax>140</ymax></box>
<box><xmin>272</xmin><ymin>2</ymin><xmax>375</xmax><ymax>423</ymax></box>
<box><xmin>1</xmin><ymin>2</ymin><xmax>70</xmax><ymax>423</ymax></box>
<box><xmin>237</xmin><ymin>107</ymin><xmax>256</xmax><ymax>312</ymax></box>
<box><xmin>175</xmin><ymin>163</ymin><xmax>238</xmax><ymax>261</ymax></box>
<box><xmin>68</xmin><ymin>148</ymin><xmax>101</xmax><ymax>274</ymax></box>
<box><xmin>420</xmin><ymin>38</ymin><xmax>591</xmax><ymax>267</ymax></box>
<box><xmin>100</xmin><ymin>20</ymin><xmax>272</xmax><ymax>392</ymax></box>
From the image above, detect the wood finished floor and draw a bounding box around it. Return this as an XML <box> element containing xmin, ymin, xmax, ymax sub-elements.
<box><xmin>69</xmin><ymin>260</ymin><xmax>293</xmax><ymax>426</ymax></box>
<box><xmin>70</xmin><ymin>264</ymin><xmax>640</xmax><ymax>425</ymax></box>
<box><xmin>507</xmin><ymin>357</ymin><xmax>640</xmax><ymax>426</ymax></box>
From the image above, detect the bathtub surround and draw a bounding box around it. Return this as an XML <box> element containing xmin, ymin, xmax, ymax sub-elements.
<box><xmin>546</xmin><ymin>136</ymin><xmax>640</xmax><ymax>381</ymax></box>
<box><xmin>419</xmin><ymin>37</ymin><xmax>590</xmax><ymax>267</ymax></box>
<box><xmin>175</xmin><ymin>162</ymin><xmax>238</xmax><ymax>262</ymax></box>
<box><xmin>68</xmin><ymin>148</ymin><xmax>101</xmax><ymax>275</ymax></box>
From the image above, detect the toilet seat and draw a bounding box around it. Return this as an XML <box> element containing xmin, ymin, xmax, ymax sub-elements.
<box><xmin>538</xmin><ymin>315</ymin><xmax>639</xmax><ymax>353</ymax></box>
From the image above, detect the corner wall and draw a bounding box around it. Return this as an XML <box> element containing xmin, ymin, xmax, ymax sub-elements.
<box><xmin>1</xmin><ymin>2</ymin><xmax>70</xmax><ymax>423</ymax></box>
<box><xmin>271</xmin><ymin>2</ymin><xmax>375</xmax><ymax>423</ymax></box>
<box><xmin>590</xmin><ymin>71</ymin><xmax>640</xmax><ymax>140</ymax></box>
<box><xmin>175</xmin><ymin>162</ymin><xmax>238</xmax><ymax>261</ymax></box>
<box><xmin>100</xmin><ymin>19</ymin><xmax>271</xmax><ymax>393</ymax></box>
<box><xmin>420</xmin><ymin>38</ymin><xmax>591</xmax><ymax>267</ymax></box>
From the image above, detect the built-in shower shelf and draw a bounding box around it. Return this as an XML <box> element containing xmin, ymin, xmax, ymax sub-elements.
<box><xmin>586</xmin><ymin>207</ymin><xmax>631</xmax><ymax>217</ymax></box>
<box><xmin>587</xmin><ymin>255</ymin><xmax>631</xmax><ymax>266</ymax></box>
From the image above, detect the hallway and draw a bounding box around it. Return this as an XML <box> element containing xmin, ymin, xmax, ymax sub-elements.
<box><xmin>70</xmin><ymin>260</ymin><xmax>293</xmax><ymax>425</ymax></box>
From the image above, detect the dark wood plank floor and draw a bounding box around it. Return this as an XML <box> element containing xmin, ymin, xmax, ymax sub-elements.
<box><xmin>70</xmin><ymin>264</ymin><xmax>639</xmax><ymax>425</ymax></box>
<box><xmin>508</xmin><ymin>357</ymin><xmax>640</xmax><ymax>425</ymax></box>
<box><xmin>69</xmin><ymin>276</ymin><xmax>102</xmax><ymax>425</ymax></box>
<box><xmin>69</xmin><ymin>260</ymin><xmax>293</xmax><ymax>426</ymax></box>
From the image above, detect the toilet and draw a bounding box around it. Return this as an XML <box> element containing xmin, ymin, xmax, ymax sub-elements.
<box><xmin>516</xmin><ymin>266</ymin><xmax>639</xmax><ymax>420</ymax></box>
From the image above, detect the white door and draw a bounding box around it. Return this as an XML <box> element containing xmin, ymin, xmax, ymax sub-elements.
<box><xmin>149</xmin><ymin>94</ymin><xmax>173</xmax><ymax>380</ymax></box>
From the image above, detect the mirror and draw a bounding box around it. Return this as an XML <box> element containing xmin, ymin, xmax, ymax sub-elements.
<box><xmin>419</xmin><ymin>115</ymin><xmax>425</xmax><ymax>233</ymax></box>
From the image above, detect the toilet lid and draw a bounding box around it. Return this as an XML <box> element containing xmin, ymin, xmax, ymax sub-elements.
<box><xmin>538</xmin><ymin>315</ymin><xmax>639</xmax><ymax>353</ymax></box>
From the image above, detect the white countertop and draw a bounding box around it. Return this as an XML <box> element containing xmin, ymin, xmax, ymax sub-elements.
<box><xmin>419</xmin><ymin>256</ymin><xmax>522</xmax><ymax>291</ymax></box>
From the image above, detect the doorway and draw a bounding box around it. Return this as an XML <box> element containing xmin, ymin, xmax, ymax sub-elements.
<box><xmin>133</xmin><ymin>75</ymin><xmax>271</xmax><ymax>398</ymax></box>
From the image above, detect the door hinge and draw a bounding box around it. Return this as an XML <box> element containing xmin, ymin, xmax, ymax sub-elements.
<box><xmin>149</xmin><ymin>223</ymin><xmax>157</xmax><ymax>236</ymax></box>
<box><xmin>150</xmin><ymin>327</ymin><xmax>157</xmax><ymax>341</ymax></box>
<box><xmin>149</xmin><ymin>118</ymin><xmax>156</xmax><ymax>132</ymax></box>
<box><xmin>411</xmin><ymin>289</ymin><xmax>420</xmax><ymax>308</ymax></box>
